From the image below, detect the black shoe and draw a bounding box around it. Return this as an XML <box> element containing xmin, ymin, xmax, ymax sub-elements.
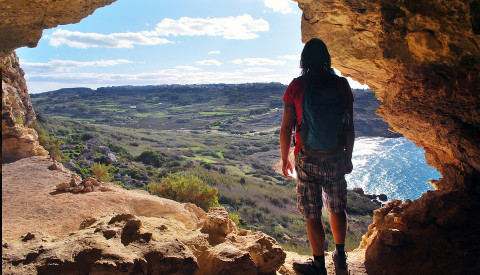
<box><xmin>332</xmin><ymin>250</ymin><xmax>348</xmax><ymax>273</ymax></box>
<box><xmin>293</xmin><ymin>258</ymin><xmax>327</xmax><ymax>275</ymax></box>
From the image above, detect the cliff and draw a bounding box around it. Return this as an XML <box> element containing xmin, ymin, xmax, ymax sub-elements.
<box><xmin>2</xmin><ymin>52</ymin><xmax>48</xmax><ymax>162</ymax></box>
<box><xmin>294</xmin><ymin>0</ymin><xmax>480</xmax><ymax>273</ymax></box>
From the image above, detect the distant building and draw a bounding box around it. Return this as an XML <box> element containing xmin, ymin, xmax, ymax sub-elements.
<box><xmin>129</xmin><ymin>106</ymin><xmax>137</xmax><ymax>109</ymax></box>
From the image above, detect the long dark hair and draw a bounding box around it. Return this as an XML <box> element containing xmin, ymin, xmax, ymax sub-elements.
<box><xmin>300</xmin><ymin>38</ymin><xmax>335</xmax><ymax>76</ymax></box>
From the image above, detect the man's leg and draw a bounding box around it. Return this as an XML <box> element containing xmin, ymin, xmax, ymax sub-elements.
<box><xmin>330</xmin><ymin>210</ymin><xmax>348</xmax><ymax>272</ymax></box>
<box><xmin>330</xmin><ymin>211</ymin><xmax>346</xmax><ymax>244</ymax></box>
<box><xmin>306</xmin><ymin>217</ymin><xmax>325</xmax><ymax>256</ymax></box>
<box><xmin>293</xmin><ymin>217</ymin><xmax>327</xmax><ymax>274</ymax></box>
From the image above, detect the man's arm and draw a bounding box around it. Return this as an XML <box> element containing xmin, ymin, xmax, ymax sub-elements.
<box><xmin>345</xmin><ymin>95</ymin><xmax>355</xmax><ymax>174</ymax></box>
<box><xmin>280</xmin><ymin>103</ymin><xmax>296</xmax><ymax>178</ymax></box>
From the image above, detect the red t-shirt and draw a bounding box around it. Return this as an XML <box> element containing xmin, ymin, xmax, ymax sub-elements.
<box><xmin>283</xmin><ymin>75</ymin><xmax>354</xmax><ymax>155</ymax></box>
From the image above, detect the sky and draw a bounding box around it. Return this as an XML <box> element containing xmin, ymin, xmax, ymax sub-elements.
<box><xmin>16</xmin><ymin>0</ymin><xmax>369</xmax><ymax>94</ymax></box>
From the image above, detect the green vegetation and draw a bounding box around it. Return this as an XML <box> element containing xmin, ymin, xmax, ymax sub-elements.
<box><xmin>91</xmin><ymin>162</ymin><xmax>112</xmax><ymax>182</ymax></box>
<box><xmin>33</xmin><ymin>121</ymin><xmax>66</xmax><ymax>162</ymax></box>
<box><xmin>14</xmin><ymin>116</ymin><xmax>24</xmax><ymax>125</ymax></box>
<box><xmin>135</xmin><ymin>150</ymin><xmax>167</xmax><ymax>167</ymax></box>
<box><xmin>147</xmin><ymin>172</ymin><xmax>219</xmax><ymax>211</ymax></box>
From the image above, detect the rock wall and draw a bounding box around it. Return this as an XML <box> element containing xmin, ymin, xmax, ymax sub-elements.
<box><xmin>0</xmin><ymin>0</ymin><xmax>116</xmax><ymax>55</ymax></box>
<box><xmin>1</xmin><ymin>0</ymin><xmax>117</xmax><ymax>162</ymax></box>
<box><xmin>2</xmin><ymin>52</ymin><xmax>48</xmax><ymax>162</ymax></box>
<box><xmin>294</xmin><ymin>0</ymin><xmax>480</xmax><ymax>273</ymax></box>
<box><xmin>296</xmin><ymin>0</ymin><xmax>480</xmax><ymax>189</ymax></box>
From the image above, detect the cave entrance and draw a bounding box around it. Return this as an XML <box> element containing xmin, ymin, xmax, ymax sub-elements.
<box><xmin>14</xmin><ymin>0</ymin><xmax>441</xmax><ymax>255</ymax></box>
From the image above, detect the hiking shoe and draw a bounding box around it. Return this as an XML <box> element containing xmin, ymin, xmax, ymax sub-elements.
<box><xmin>293</xmin><ymin>258</ymin><xmax>327</xmax><ymax>275</ymax></box>
<box><xmin>332</xmin><ymin>250</ymin><xmax>348</xmax><ymax>273</ymax></box>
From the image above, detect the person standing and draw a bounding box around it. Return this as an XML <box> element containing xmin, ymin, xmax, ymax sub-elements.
<box><xmin>280</xmin><ymin>38</ymin><xmax>354</xmax><ymax>275</ymax></box>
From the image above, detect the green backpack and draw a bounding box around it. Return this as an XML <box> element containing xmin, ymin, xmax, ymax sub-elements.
<box><xmin>298</xmin><ymin>75</ymin><xmax>350</xmax><ymax>152</ymax></box>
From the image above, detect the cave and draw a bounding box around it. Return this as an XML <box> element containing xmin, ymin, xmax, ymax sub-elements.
<box><xmin>1</xmin><ymin>0</ymin><xmax>479</xmax><ymax>274</ymax></box>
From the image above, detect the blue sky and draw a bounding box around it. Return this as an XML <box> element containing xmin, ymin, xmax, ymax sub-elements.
<box><xmin>17</xmin><ymin>0</ymin><xmax>368</xmax><ymax>94</ymax></box>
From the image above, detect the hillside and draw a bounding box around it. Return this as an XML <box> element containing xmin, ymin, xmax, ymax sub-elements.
<box><xmin>28</xmin><ymin>83</ymin><xmax>387</xmax><ymax>255</ymax></box>
<box><xmin>30</xmin><ymin>83</ymin><xmax>400</xmax><ymax>138</ymax></box>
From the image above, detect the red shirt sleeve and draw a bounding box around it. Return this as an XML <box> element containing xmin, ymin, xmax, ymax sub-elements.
<box><xmin>283</xmin><ymin>79</ymin><xmax>296</xmax><ymax>106</ymax></box>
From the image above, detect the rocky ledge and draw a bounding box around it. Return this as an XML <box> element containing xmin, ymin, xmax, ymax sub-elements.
<box><xmin>2</xmin><ymin>209</ymin><xmax>285</xmax><ymax>274</ymax></box>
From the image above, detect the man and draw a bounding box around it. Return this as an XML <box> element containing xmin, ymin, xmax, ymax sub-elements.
<box><xmin>280</xmin><ymin>38</ymin><xmax>354</xmax><ymax>275</ymax></box>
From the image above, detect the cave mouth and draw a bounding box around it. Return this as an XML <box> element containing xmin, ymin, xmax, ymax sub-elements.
<box><xmin>10</xmin><ymin>0</ymin><xmax>449</xmax><ymax>255</ymax></box>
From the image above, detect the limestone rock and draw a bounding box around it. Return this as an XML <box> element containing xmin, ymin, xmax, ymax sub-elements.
<box><xmin>228</xmin><ymin>231</ymin><xmax>286</xmax><ymax>274</ymax></box>
<box><xmin>2</xmin><ymin>214</ymin><xmax>199</xmax><ymax>275</ymax></box>
<box><xmin>0</xmin><ymin>0</ymin><xmax>117</xmax><ymax>54</ymax></box>
<box><xmin>2</xmin><ymin>52</ymin><xmax>48</xmax><ymax>162</ymax></box>
<box><xmin>2</xmin><ymin>212</ymin><xmax>288</xmax><ymax>275</ymax></box>
<box><xmin>295</xmin><ymin>0</ymin><xmax>480</xmax><ymax>273</ymax></box>
<box><xmin>201</xmin><ymin>207</ymin><xmax>236</xmax><ymax>238</ymax></box>
<box><xmin>197</xmin><ymin>243</ymin><xmax>257</xmax><ymax>275</ymax></box>
<box><xmin>295</xmin><ymin>0</ymin><xmax>480</xmax><ymax>190</ymax></box>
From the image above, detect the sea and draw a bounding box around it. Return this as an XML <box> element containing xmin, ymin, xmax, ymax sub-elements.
<box><xmin>345</xmin><ymin>137</ymin><xmax>442</xmax><ymax>202</ymax></box>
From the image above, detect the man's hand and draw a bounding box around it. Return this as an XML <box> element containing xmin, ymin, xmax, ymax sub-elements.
<box><xmin>282</xmin><ymin>159</ymin><xmax>295</xmax><ymax>178</ymax></box>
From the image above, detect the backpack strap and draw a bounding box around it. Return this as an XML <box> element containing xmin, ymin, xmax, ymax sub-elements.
<box><xmin>337</xmin><ymin>77</ymin><xmax>350</xmax><ymax>109</ymax></box>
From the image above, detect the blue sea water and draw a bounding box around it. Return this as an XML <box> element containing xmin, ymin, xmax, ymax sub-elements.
<box><xmin>345</xmin><ymin>137</ymin><xmax>442</xmax><ymax>201</ymax></box>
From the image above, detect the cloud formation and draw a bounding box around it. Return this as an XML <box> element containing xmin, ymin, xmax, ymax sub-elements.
<box><xmin>232</xmin><ymin>57</ymin><xmax>286</xmax><ymax>66</ymax></box>
<box><xmin>243</xmin><ymin>67</ymin><xmax>275</xmax><ymax>73</ymax></box>
<box><xmin>278</xmin><ymin>54</ymin><xmax>300</xmax><ymax>61</ymax></box>
<box><xmin>264</xmin><ymin>0</ymin><xmax>293</xmax><ymax>14</ymax></box>
<box><xmin>196</xmin><ymin>59</ymin><xmax>222</xmax><ymax>66</ymax></box>
<box><xmin>209</xmin><ymin>51</ymin><xmax>221</xmax><ymax>54</ymax></box>
<box><xmin>21</xmin><ymin>59</ymin><xmax>132</xmax><ymax>72</ymax></box>
<box><xmin>49</xmin><ymin>29</ymin><xmax>173</xmax><ymax>48</ymax></box>
<box><xmin>153</xmin><ymin>14</ymin><xmax>269</xmax><ymax>40</ymax></box>
<box><xmin>48</xmin><ymin>15</ymin><xmax>269</xmax><ymax>48</ymax></box>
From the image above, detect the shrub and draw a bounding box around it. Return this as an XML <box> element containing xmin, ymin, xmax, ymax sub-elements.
<box><xmin>91</xmin><ymin>162</ymin><xmax>112</xmax><ymax>182</ymax></box>
<box><xmin>147</xmin><ymin>172</ymin><xmax>219</xmax><ymax>211</ymax></box>
<box><xmin>81</xmin><ymin>133</ymin><xmax>95</xmax><ymax>141</ymax></box>
<box><xmin>33</xmin><ymin>122</ymin><xmax>66</xmax><ymax>162</ymax></box>
<box><xmin>228</xmin><ymin>212</ymin><xmax>241</xmax><ymax>225</ymax></box>
<box><xmin>136</xmin><ymin>150</ymin><xmax>166</xmax><ymax>167</ymax></box>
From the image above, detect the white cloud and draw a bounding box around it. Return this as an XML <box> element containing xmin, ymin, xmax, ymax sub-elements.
<box><xmin>21</xmin><ymin>59</ymin><xmax>132</xmax><ymax>72</ymax></box>
<box><xmin>278</xmin><ymin>54</ymin><xmax>299</xmax><ymax>61</ymax></box>
<box><xmin>175</xmin><ymin>66</ymin><xmax>201</xmax><ymax>71</ymax></box>
<box><xmin>153</xmin><ymin>14</ymin><xmax>269</xmax><ymax>40</ymax></box>
<box><xmin>48</xmin><ymin>29</ymin><xmax>173</xmax><ymax>48</ymax></box>
<box><xmin>209</xmin><ymin>51</ymin><xmax>221</xmax><ymax>54</ymax></box>
<box><xmin>243</xmin><ymin>68</ymin><xmax>275</xmax><ymax>73</ymax></box>
<box><xmin>196</xmin><ymin>59</ymin><xmax>222</xmax><ymax>66</ymax></box>
<box><xmin>264</xmin><ymin>0</ymin><xmax>293</xmax><ymax>14</ymax></box>
<box><xmin>47</xmin><ymin>14</ymin><xmax>268</xmax><ymax>49</ymax></box>
<box><xmin>232</xmin><ymin>58</ymin><xmax>286</xmax><ymax>66</ymax></box>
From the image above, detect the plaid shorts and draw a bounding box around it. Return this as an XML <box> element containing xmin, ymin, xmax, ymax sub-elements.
<box><xmin>295</xmin><ymin>149</ymin><xmax>347</xmax><ymax>218</ymax></box>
